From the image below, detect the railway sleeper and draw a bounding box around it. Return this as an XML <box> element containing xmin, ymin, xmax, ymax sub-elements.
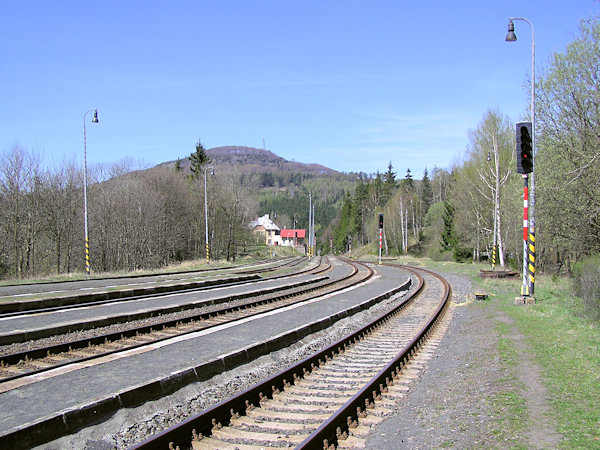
<box><xmin>289</xmin><ymin>385</ymin><xmax>358</xmax><ymax>396</ymax></box>
<box><xmin>191</xmin><ymin>436</ymin><xmax>275</xmax><ymax>449</ymax></box>
<box><xmin>327</xmin><ymin>359</ymin><xmax>393</xmax><ymax>368</ymax></box>
<box><xmin>337</xmin><ymin>433</ymin><xmax>367</xmax><ymax>448</ymax></box>
<box><xmin>0</xmin><ymin>365</ymin><xmax>27</xmax><ymax>375</ymax></box>
<box><xmin>245</xmin><ymin>408</ymin><xmax>329</xmax><ymax>423</ymax></box>
<box><xmin>306</xmin><ymin>371</ymin><xmax>376</xmax><ymax>383</ymax></box>
<box><xmin>272</xmin><ymin>394</ymin><xmax>346</xmax><ymax>407</ymax></box>
<box><xmin>210</xmin><ymin>427</ymin><xmax>307</xmax><ymax>446</ymax></box>
<box><xmin>22</xmin><ymin>360</ymin><xmax>55</xmax><ymax>369</ymax></box>
<box><xmin>261</xmin><ymin>401</ymin><xmax>339</xmax><ymax>414</ymax></box>
<box><xmin>234</xmin><ymin>416</ymin><xmax>315</xmax><ymax>434</ymax></box>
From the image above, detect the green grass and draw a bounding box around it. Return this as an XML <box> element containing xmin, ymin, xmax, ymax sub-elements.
<box><xmin>490</xmin><ymin>321</ymin><xmax>529</xmax><ymax>447</ymax></box>
<box><xmin>453</xmin><ymin>265</ymin><xmax>600</xmax><ymax>449</ymax></box>
<box><xmin>495</xmin><ymin>276</ymin><xmax>600</xmax><ymax>448</ymax></box>
<box><xmin>384</xmin><ymin>257</ymin><xmax>600</xmax><ymax>448</ymax></box>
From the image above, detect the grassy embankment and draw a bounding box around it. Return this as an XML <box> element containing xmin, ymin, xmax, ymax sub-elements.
<box><xmin>395</xmin><ymin>255</ymin><xmax>599</xmax><ymax>448</ymax></box>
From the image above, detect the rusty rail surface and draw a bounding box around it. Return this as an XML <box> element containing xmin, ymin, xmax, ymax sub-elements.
<box><xmin>297</xmin><ymin>263</ymin><xmax>451</xmax><ymax>449</ymax></box>
<box><xmin>130</xmin><ymin>261</ymin><xmax>434</xmax><ymax>450</ymax></box>
<box><xmin>0</xmin><ymin>257</ymin><xmax>346</xmax><ymax>386</ymax></box>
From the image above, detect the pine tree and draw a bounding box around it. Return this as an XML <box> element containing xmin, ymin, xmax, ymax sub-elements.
<box><xmin>421</xmin><ymin>167</ymin><xmax>433</xmax><ymax>213</ymax></box>
<box><xmin>382</xmin><ymin>161</ymin><xmax>397</xmax><ymax>204</ymax></box>
<box><xmin>400</xmin><ymin>168</ymin><xmax>414</xmax><ymax>193</ymax></box>
<box><xmin>188</xmin><ymin>140</ymin><xmax>211</xmax><ymax>180</ymax></box>
<box><xmin>439</xmin><ymin>200</ymin><xmax>457</xmax><ymax>252</ymax></box>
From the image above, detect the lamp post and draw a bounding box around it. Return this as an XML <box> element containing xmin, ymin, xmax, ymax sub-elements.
<box><xmin>308</xmin><ymin>192</ymin><xmax>312</xmax><ymax>258</ymax></box>
<box><xmin>203</xmin><ymin>166</ymin><xmax>214</xmax><ymax>264</ymax></box>
<box><xmin>506</xmin><ymin>17</ymin><xmax>536</xmax><ymax>297</ymax></box>
<box><xmin>83</xmin><ymin>109</ymin><xmax>98</xmax><ymax>275</ymax></box>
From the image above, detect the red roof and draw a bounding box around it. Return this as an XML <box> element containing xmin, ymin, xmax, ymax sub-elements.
<box><xmin>281</xmin><ymin>229</ymin><xmax>305</xmax><ymax>238</ymax></box>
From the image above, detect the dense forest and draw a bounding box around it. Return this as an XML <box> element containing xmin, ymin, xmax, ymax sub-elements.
<box><xmin>333</xmin><ymin>19</ymin><xmax>600</xmax><ymax>279</ymax></box>
<box><xmin>0</xmin><ymin>143</ymin><xmax>361</xmax><ymax>278</ymax></box>
<box><xmin>1</xmin><ymin>20</ymin><xmax>598</xmax><ymax>285</ymax></box>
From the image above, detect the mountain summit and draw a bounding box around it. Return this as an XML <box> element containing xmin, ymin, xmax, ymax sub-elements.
<box><xmin>162</xmin><ymin>146</ymin><xmax>339</xmax><ymax>175</ymax></box>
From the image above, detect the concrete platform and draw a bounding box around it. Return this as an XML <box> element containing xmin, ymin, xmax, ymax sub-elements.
<box><xmin>0</xmin><ymin>261</ymin><xmax>411</xmax><ymax>449</ymax></box>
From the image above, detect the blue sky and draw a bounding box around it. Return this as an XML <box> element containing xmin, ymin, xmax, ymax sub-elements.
<box><xmin>1</xmin><ymin>1</ymin><xmax>598</xmax><ymax>177</ymax></box>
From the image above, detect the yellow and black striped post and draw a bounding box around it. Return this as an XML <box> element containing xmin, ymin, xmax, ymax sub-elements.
<box><xmin>491</xmin><ymin>245</ymin><xmax>496</xmax><ymax>270</ymax></box>
<box><xmin>528</xmin><ymin>229</ymin><xmax>535</xmax><ymax>295</ymax></box>
<box><xmin>85</xmin><ymin>237</ymin><xmax>90</xmax><ymax>275</ymax></box>
<box><xmin>206</xmin><ymin>243</ymin><xmax>210</xmax><ymax>265</ymax></box>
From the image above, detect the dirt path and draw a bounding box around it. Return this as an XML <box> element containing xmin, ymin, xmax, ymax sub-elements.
<box><xmin>364</xmin><ymin>273</ymin><xmax>562</xmax><ymax>449</ymax></box>
<box><xmin>495</xmin><ymin>312</ymin><xmax>562</xmax><ymax>448</ymax></box>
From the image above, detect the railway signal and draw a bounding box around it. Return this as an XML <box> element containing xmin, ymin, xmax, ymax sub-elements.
<box><xmin>516</xmin><ymin>122</ymin><xmax>533</xmax><ymax>174</ymax></box>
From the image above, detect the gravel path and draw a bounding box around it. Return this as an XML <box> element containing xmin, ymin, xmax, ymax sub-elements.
<box><xmin>364</xmin><ymin>271</ymin><xmax>561</xmax><ymax>449</ymax></box>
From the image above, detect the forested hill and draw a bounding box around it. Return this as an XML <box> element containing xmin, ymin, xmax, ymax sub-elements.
<box><xmin>157</xmin><ymin>145</ymin><xmax>360</xmax><ymax>249</ymax></box>
<box><xmin>207</xmin><ymin>146</ymin><xmax>338</xmax><ymax>176</ymax></box>
<box><xmin>161</xmin><ymin>146</ymin><xmax>342</xmax><ymax>177</ymax></box>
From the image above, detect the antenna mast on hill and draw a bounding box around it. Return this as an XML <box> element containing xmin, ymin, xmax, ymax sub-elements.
<box><xmin>263</xmin><ymin>138</ymin><xmax>266</xmax><ymax>150</ymax></box>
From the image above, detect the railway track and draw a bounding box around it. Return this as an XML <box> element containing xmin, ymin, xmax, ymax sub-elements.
<box><xmin>0</xmin><ymin>257</ymin><xmax>372</xmax><ymax>392</ymax></box>
<box><xmin>0</xmin><ymin>256</ymin><xmax>308</xmax><ymax>317</ymax></box>
<box><xmin>131</xmin><ymin>263</ymin><xmax>451</xmax><ymax>449</ymax></box>
<box><xmin>0</xmin><ymin>257</ymin><xmax>328</xmax><ymax>346</ymax></box>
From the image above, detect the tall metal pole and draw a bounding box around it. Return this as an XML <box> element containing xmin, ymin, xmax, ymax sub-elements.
<box><xmin>308</xmin><ymin>192</ymin><xmax>312</xmax><ymax>258</ymax></box>
<box><xmin>522</xmin><ymin>174</ymin><xmax>529</xmax><ymax>296</ymax></box>
<box><xmin>312</xmin><ymin>203</ymin><xmax>315</xmax><ymax>256</ymax></box>
<box><xmin>204</xmin><ymin>166</ymin><xmax>214</xmax><ymax>264</ymax></box>
<box><xmin>83</xmin><ymin>109</ymin><xmax>98</xmax><ymax>276</ymax></box>
<box><xmin>507</xmin><ymin>17</ymin><xmax>536</xmax><ymax>296</ymax></box>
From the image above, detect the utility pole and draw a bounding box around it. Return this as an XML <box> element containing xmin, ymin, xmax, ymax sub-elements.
<box><xmin>312</xmin><ymin>203</ymin><xmax>316</xmax><ymax>256</ymax></box>
<box><xmin>308</xmin><ymin>192</ymin><xmax>312</xmax><ymax>258</ymax></box>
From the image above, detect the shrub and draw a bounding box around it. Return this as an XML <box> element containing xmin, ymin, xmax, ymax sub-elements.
<box><xmin>572</xmin><ymin>254</ymin><xmax>600</xmax><ymax>321</ymax></box>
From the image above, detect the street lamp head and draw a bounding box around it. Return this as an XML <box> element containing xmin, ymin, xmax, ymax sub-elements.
<box><xmin>506</xmin><ymin>20</ymin><xmax>517</xmax><ymax>42</ymax></box>
<box><xmin>92</xmin><ymin>109</ymin><xmax>99</xmax><ymax>123</ymax></box>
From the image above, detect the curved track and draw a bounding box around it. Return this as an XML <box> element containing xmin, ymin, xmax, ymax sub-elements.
<box><xmin>132</xmin><ymin>263</ymin><xmax>451</xmax><ymax>449</ymax></box>
<box><xmin>0</xmin><ymin>257</ymin><xmax>307</xmax><ymax>316</ymax></box>
<box><xmin>0</xmin><ymin>257</ymin><xmax>371</xmax><ymax>392</ymax></box>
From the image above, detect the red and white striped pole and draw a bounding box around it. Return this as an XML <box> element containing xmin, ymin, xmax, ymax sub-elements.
<box><xmin>378</xmin><ymin>228</ymin><xmax>382</xmax><ymax>265</ymax></box>
<box><xmin>378</xmin><ymin>213</ymin><xmax>383</xmax><ymax>265</ymax></box>
<box><xmin>521</xmin><ymin>174</ymin><xmax>529</xmax><ymax>296</ymax></box>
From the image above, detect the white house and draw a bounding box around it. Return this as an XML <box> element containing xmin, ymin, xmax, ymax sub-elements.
<box><xmin>249</xmin><ymin>214</ymin><xmax>282</xmax><ymax>246</ymax></box>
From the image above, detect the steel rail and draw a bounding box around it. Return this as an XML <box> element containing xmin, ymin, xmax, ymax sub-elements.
<box><xmin>0</xmin><ymin>258</ymin><xmax>327</xmax><ymax>344</ymax></box>
<box><xmin>297</xmin><ymin>263</ymin><xmax>451</xmax><ymax>449</ymax></box>
<box><xmin>130</xmin><ymin>260</ymin><xmax>415</xmax><ymax>450</ymax></box>
<box><xmin>0</xmin><ymin>257</ymin><xmax>309</xmax><ymax>317</ymax></box>
<box><xmin>0</xmin><ymin>258</ymin><xmax>356</xmax><ymax>386</ymax></box>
